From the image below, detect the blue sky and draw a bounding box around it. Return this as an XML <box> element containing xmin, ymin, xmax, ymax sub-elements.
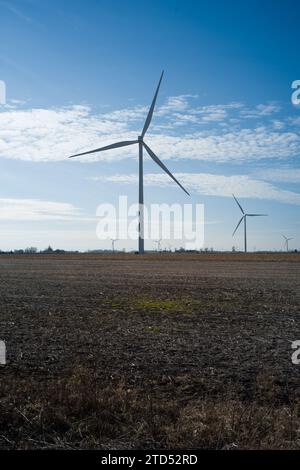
<box><xmin>0</xmin><ymin>0</ymin><xmax>299</xmax><ymax>251</ymax></box>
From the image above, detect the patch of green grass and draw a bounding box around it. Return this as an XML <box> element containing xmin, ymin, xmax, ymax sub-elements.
<box><xmin>103</xmin><ymin>294</ymin><xmax>242</xmax><ymax>315</ymax></box>
<box><xmin>103</xmin><ymin>299</ymin><xmax>123</xmax><ymax>309</ymax></box>
<box><xmin>133</xmin><ymin>296</ymin><xmax>190</xmax><ymax>312</ymax></box>
<box><xmin>143</xmin><ymin>325</ymin><xmax>162</xmax><ymax>333</ymax></box>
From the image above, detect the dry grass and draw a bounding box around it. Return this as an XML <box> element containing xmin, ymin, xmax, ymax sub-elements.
<box><xmin>0</xmin><ymin>366</ymin><xmax>300</xmax><ymax>450</ymax></box>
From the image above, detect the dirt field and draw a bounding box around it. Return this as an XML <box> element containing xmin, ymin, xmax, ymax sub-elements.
<box><xmin>0</xmin><ymin>253</ymin><xmax>299</xmax><ymax>449</ymax></box>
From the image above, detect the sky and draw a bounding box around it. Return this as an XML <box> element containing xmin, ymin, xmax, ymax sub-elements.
<box><xmin>0</xmin><ymin>0</ymin><xmax>299</xmax><ymax>251</ymax></box>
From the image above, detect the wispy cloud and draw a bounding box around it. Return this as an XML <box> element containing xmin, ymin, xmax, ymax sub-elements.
<box><xmin>0</xmin><ymin>105</ymin><xmax>135</xmax><ymax>162</ymax></box>
<box><xmin>0</xmin><ymin>198</ymin><xmax>84</xmax><ymax>221</ymax></box>
<box><xmin>92</xmin><ymin>172</ymin><xmax>300</xmax><ymax>205</ymax></box>
<box><xmin>145</xmin><ymin>127</ymin><xmax>300</xmax><ymax>162</ymax></box>
<box><xmin>240</xmin><ymin>103</ymin><xmax>281</xmax><ymax>118</ymax></box>
<box><xmin>0</xmin><ymin>0</ymin><xmax>33</xmax><ymax>22</ymax></box>
<box><xmin>290</xmin><ymin>116</ymin><xmax>300</xmax><ymax>126</ymax></box>
<box><xmin>157</xmin><ymin>94</ymin><xmax>198</xmax><ymax>115</ymax></box>
<box><xmin>0</xmin><ymin>99</ymin><xmax>299</xmax><ymax>163</ymax></box>
<box><xmin>196</xmin><ymin>103</ymin><xmax>243</xmax><ymax>122</ymax></box>
<box><xmin>259</xmin><ymin>168</ymin><xmax>300</xmax><ymax>184</ymax></box>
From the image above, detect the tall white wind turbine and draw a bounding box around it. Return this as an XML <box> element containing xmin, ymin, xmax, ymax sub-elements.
<box><xmin>232</xmin><ymin>194</ymin><xmax>267</xmax><ymax>253</ymax></box>
<box><xmin>282</xmin><ymin>234</ymin><xmax>293</xmax><ymax>252</ymax></box>
<box><xmin>69</xmin><ymin>71</ymin><xmax>189</xmax><ymax>254</ymax></box>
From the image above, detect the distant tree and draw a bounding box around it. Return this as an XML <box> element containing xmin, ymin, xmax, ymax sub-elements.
<box><xmin>24</xmin><ymin>247</ymin><xmax>38</xmax><ymax>254</ymax></box>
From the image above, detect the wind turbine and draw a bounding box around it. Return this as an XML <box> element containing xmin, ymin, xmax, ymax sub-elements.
<box><xmin>111</xmin><ymin>238</ymin><xmax>118</xmax><ymax>253</ymax></box>
<box><xmin>232</xmin><ymin>194</ymin><xmax>267</xmax><ymax>253</ymax></box>
<box><xmin>282</xmin><ymin>234</ymin><xmax>293</xmax><ymax>252</ymax></box>
<box><xmin>69</xmin><ymin>71</ymin><xmax>190</xmax><ymax>254</ymax></box>
<box><xmin>154</xmin><ymin>239</ymin><xmax>162</xmax><ymax>252</ymax></box>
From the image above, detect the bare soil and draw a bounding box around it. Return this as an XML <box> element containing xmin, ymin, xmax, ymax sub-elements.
<box><xmin>0</xmin><ymin>253</ymin><xmax>299</xmax><ymax>449</ymax></box>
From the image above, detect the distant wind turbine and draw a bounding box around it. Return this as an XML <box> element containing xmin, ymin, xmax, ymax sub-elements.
<box><xmin>111</xmin><ymin>238</ymin><xmax>118</xmax><ymax>253</ymax></box>
<box><xmin>69</xmin><ymin>71</ymin><xmax>190</xmax><ymax>254</ymax></box>
<box><xmin>232</xmin><ymin>194</ymin><xmax>267</xmax><ymax>253</ymax></box>
<box><xmin>282</xmin><ymin>234</ymin><xmax>293</xmax><ymax>252</ymax></box>
<box><xmin>154</xmin><ymin>239</ymin><xmax>162</xmax><ymax>252</ymax></box>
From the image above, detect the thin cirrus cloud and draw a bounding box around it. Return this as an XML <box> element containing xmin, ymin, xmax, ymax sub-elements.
<box><xmin>0</xmin><ymin>198</ymin><xmax>86</xmax><ymax>221</ymax></box>
<box><xmin>90</xmin><ymin>172</ymin><xmax>300</xmax><ymax>206</ymax></box>
<box><xmin>0</xmin><ymin>0</ymin><xmax>33</xmax><ymax>23</ymax></box>
<box><xmin>259</xmin><ymin>168</ymin><xmax>300</xmax><ymax>184</ymax></box>
<box><xmin>240</xmin><ymin>103</ymin><xmax>281</xmax><ymax>118</ymax></box>
<box><xmin>0</xmin><ymin>96</ymin><xmax>298</xmax><ymax>163</ymax></box>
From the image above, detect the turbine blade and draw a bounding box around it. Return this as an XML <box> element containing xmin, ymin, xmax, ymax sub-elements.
<box><xmin>232</xmin><ymin>194</ymin><xmax>244</xmax><ymax>214</ymax></box>
<box><xmin>143</xmin><ymin>142</ymin><xmax>190</xmax><ymax>196</ymax></box>
<box><xmin>232</xmin><ymin>216</ymin><xmax>244</xmax><ymax>236</ymax></box>
<box><xmin>141</xmin><ymin>71</ymin><xmax>164</xmax><ymax>138</ymax></box>
<box><xmin>246</xmin><ymin>214</ymin><xmax>268</xmax><ymax>217</ymax></box>
<box><xmin>69</xmin><ymin>140</ymin><xmax>138</xmax><ymax>158</ymax></box>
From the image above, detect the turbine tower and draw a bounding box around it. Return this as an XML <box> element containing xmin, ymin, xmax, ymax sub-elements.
<box><xmin>69</xmin><ymin>71</ymin><xmax>189</xmax><ymax>254</ymax></box>
<box><xmin>232</xmin><ymin>194</ymin><xmax>267</xmax><ymax>253</ymax></box>
<box><xmin>282</xmin><ymin>234</ymin><xmax>293</xmax><ymax>252</ymax></box>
